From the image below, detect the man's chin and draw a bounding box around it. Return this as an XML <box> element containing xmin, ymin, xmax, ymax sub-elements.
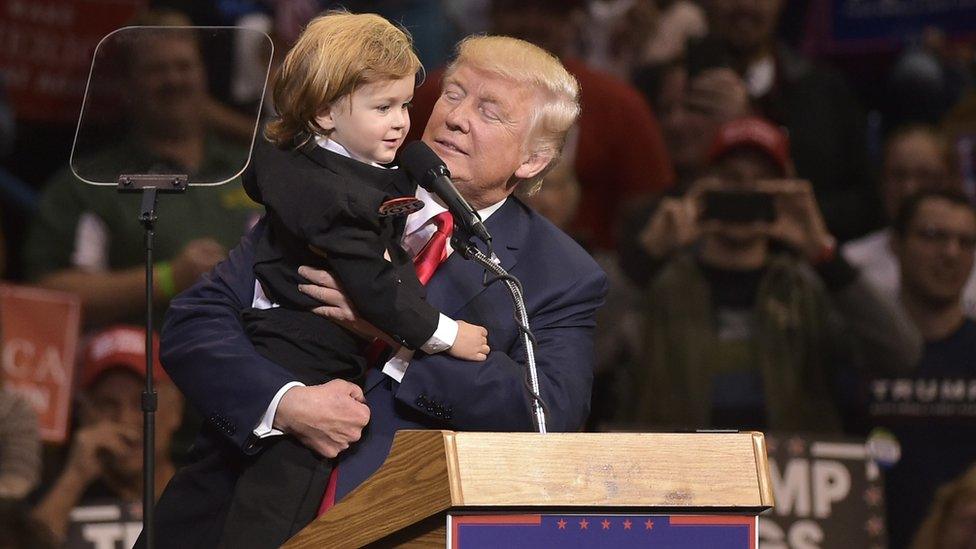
<box><xmin>917</xmin><ymin>289</ymin><xmax>964</xmax><ymax>310</ymax></box>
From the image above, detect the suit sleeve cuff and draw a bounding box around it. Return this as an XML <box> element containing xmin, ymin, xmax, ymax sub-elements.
<box><xmin>253</xmin><ymin>381</ymin><xmax>305</xmax><ymax>438</ymax></box>
<box><xmin>420</xmin><ymin>314</ymin><xmax>457</xmax><ymax>354</ymax></box>
<box><xmin>381</xmin><ymin>346</ymin><xmax>414</xmax><ymax>382</ymax></box>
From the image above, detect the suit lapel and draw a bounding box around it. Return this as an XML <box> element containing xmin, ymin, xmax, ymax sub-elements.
<box><xmin>363</xmin><ymin>365</ymin><xmax>389</xmax><ymax>393</ymax></box>
<box><xmin>363</xmin><ymin>198</ymin><xmax>528</xmax><ymax>395</ymax></box>
<box><xmin>298</xmin><ymin>141</ymin><xmax>341</xmax><ymax>176</ymax></box>
<box><xmin>302</xmin><ymin>140</ymin><xmax>415</xmax><ymax>236</ymax></box>
<box><xmin>424</xmin><ymin>197</ymin><xmax>526</xmax><ymax>317</ymax></box>
<box><xmin>300</xmin><ymin>141</ymin><xmax>408</xmax><ymax>196</ymax></box>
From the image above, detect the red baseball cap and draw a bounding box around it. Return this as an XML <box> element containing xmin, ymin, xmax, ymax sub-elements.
<box><xmin>80</xmin><ymin>325</ymin><xmax>168</xmax><ymax>389</ymax></box>
<box><xmin>708</xmin><ymin>117</ymin><xmax>791</xmax><ymax>175</ymax></box>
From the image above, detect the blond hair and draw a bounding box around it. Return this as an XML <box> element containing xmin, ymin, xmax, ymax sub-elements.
<box><xmin>446</xmin><ymin>35</ymin><xmax>581</xmax><ymax>194</ymax></box>
<box><xmin>911</xmin><ymin>463</ymin><xmax>976</xmax><ymax>548</ymax></box>
<box><xmin>265</xmin><ymin>11</ymin><xmax>421</xmax><ymax>147</ymax></box>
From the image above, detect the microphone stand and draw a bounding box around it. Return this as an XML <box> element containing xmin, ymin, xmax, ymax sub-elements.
<box><xmin>452</xmin><ymin>233</ymin><xmax>548</xmax><ymax>434</ymax></box>
<box><xmin>117</xmin><ymin>173</ymin><xmax>187</xmax><ymax>549</ymax></box>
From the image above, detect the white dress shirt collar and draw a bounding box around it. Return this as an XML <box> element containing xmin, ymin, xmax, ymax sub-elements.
<box><xmin>405</xmin><ymin>185</ymin><xmax>507</xmax><ymax>236</ymax></box>
<box><xmin>314</xmin><ymin>135</ymin><xmax>392</xmax><ymax>169</ymax></box>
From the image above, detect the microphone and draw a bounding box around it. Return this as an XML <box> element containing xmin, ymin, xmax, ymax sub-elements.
<box><xmin>400</xmin><ymin>141</ymin><xmax>492</xmax><ymax>245</ymax></box>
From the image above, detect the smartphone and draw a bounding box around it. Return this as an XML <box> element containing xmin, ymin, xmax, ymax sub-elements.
<box><xmin>700</xmin><ymin>190</ymin><xmax>776</xmax><ymax>223</ymax></box>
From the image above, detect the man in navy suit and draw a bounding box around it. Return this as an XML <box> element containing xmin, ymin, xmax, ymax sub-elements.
<box><xmin>149</xmin><ymin>35</ymin><xmax>607</xmax><ymax>547</ymax></box>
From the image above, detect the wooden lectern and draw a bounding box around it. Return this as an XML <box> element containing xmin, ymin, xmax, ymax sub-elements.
<box><xmin>284</xmin><ymin>430</ymin><xmax>774</xmax><ymax>548</ymax></box>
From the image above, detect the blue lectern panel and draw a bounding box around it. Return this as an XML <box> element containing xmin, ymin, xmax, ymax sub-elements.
<box><xmin>448</xmin><ymin>513</ymin><xmax>756</xmax><ymax>548</ymax></box>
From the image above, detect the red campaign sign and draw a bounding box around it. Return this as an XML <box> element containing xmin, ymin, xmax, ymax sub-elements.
<box><xmin>0</xmin><ymin>0</ymin><xmax>146</xmax><ymax>124</ymax></box>
<box><xmin>0</xmin><ymin>283</ymin><xmax>81</xmax><ymax>443</ymax></box>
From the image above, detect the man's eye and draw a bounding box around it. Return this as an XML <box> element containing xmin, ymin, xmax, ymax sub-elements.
<box><xmin>377</xmin><ymin>105</ymin><xmax>390</xmax><ymax>113</ymax></box>
<box><xmin>480</xmin><ymin>106</ymin><xmax>500</xmax><ymax>121</ymax></box>
<box><xmin>403</xmin><ymin>101</ymin><xmax>413</xmax><ymax>110</ymax></box>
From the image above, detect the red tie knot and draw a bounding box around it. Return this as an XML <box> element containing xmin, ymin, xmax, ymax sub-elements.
<box><xmin>433</xmin><ymin>211</ymin><xmax>453</xmax><ymax>235</ymax></box>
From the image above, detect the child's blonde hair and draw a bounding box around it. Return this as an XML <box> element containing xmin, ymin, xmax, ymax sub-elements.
<box><xmin>265</xmin><ymin>10</ymin><xmax>421</xmax><ymax>148</ymax></box>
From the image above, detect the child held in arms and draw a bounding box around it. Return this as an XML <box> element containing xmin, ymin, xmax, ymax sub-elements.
<box><xmin>223</xmin><ymin>10</ymin><xmax>489</xmax><ymax>543</ymax></box>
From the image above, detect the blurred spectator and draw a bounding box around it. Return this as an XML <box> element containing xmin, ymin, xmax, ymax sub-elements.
<box><xmin>518</xmin><ymin>130</ymin><xmax>642</xmax><ymax>428</ymax></box>
<box><xmin>0</xmin><ymin>76</ymin><xmax>14</xmax><ymax>158</ymax></box>
<box><xmin>879</xmin><ymin>189</ymin><xmax>976</xmax><ymax>548</ymax></box>
<box><xmin>0</xmin><ymin>215</ymin><xmax>5</xmax><ymax>278</ymax></box>
<box><xmin>582</xmin><ymin>0</ymin><xmax>706</xmax><ymax>78</ymax></box>
<box><xmin>0</xmin><ymin>74</ymin><xmax>38</xmax><ymax>282</ymax></box>
<box><xmin>944</xmin><ymin>89</ymin><xmax>976</xmax><ymax>200</ymax></box>
<box><xmin>228</xmin><ymin>8</ymin><xmax>280</xmax><ymax>121</ymax></box>
<box><xmin>691</xmin><ymin>0</ymin><xmax>876</xmax><ymax>242</ymax></box>
<box><xmin>0</xmin><ymin>390</ymin><xmax>40</xmax><ymax>500</ymax></box>
<box><xmin>32</xmin><ymin>326</ymin><xmax>182</xmax><ymax>546</ymax></box>
<box><xmin>406</xmin><ymin>0</ymin><xmax>675</xmax><ymax>250</ymax></box>
<box><xmin>340</xmin><ymin>0</ymin><xmax>459</xmax><ymax>69</ymax></box>
<box><xmin>0</xmin><ymin>296</ymin><xmax>41</xmax><ymax>500</ymax></box>
<box><xmin>641</xmin><ymin>0</ymin><xmax>707</xmax><ymax>66</ymax></box>
<box><xmin>621</xmin><ymin>117</ymin><xmax>919</xmax><ymax>432</ymax></box>
<box><xmin>580</xmin><ymin>0</ymin><xmax>654</xmax><ymax>78</ymax></box>
<box><xmin>619</xmin><ymin>63</ymin><xmax>751</xmax><ymax>286</ymax></box>
<box><xmin>0</xmin><ymin>499</ymin><xmax>55</xmax><ymax>549</ymax></box>
<box><xmin>886</xmin><ymin>27</ymin><xmax>972</xmax><ymax>131</ymax></box>
<box><xmin>912</xmin><ymin>462</ymin><xmax>976</xmax><ymax>549</ymax></box>
<box><xmin>654</xmin><ymin>64</ymin><xmax>751</xmax><ymax>188</ymax></box>
<box><xmin>22</xmin><ymin>10</ymin><xmax>261</xmax><ymax>327</ymax></box>
<box><xmin>442</xmin><ymin>0</ymin><xmax>491</xmax><ymax>37</ymax></box>
<box><xmin>843</xmin><ymin>125</ymin><xmax>976</xmax><ymax>314</ymax></box>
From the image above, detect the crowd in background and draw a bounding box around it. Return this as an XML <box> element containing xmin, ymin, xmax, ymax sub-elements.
<box><xmin>0</xmin><ymin>0</ymin><xmax>975</xmax><ymax>547</ymax></box>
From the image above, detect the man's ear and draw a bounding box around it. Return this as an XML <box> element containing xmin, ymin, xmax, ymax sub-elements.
<box><xmin>515</xmin><ymin>149</ymin><xmax>555</xmax><ymax>181</ymax></box>
<box><xmin>315</xmin><ymin>105</ymin><xmax>336</xmax><ymax>132</ymax></box>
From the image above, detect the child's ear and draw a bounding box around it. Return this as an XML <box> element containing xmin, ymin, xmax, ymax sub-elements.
<box><xmin>315</xmin><ymin>105</ymin><xmax>336</xmax><ymax>132</ymax></box>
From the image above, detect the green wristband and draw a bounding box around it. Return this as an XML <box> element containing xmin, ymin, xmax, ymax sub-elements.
<box><xmin>156</xmin><ymin>261</ymin><xmax>177</xmax><ymax>300</ymax></box>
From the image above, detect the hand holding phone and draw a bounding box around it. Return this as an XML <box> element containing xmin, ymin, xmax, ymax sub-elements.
<box><xmin>700</xmin><ymin>189</ymin><xmax>776</xmax><ymax>224</ymax></box>
<box><xmin>754</xmin><ymin>179</ymin><xmax>835</xmax><ymax>262</ymax></box>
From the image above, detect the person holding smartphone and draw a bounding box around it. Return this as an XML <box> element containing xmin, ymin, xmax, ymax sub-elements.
<box><xmin>621</xmin><ymin>117</ymin><xmax>921</xmax><ymax>433</ymax></box>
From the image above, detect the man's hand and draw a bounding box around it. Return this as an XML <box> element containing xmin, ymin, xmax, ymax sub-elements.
<box><xmin>760</xmin><ymin>179</ymin><xmax>835</xmax><ymax>262</ymax></box>
<box><xmin>685</xmin><ymin>68</ymin><xmax>751</xmax><ymax>121</ymax></box>
<box><xmin>638</xmin><ymin>178</ymin><xmax>715</xmax><ymax>258</ymax></box>
<box><xmin>297</xmin><ymin>265</ymin><xmax>391</xmax><ymax>343</ymax></box>
<box><xmin>273</xmin><ymin>380</ymin><xmax>371</xmax><ymax>458</ymax></box>
<box><xmin>64</xmin><ymin>422</ymin><xmax>139</xmax><ymax>484</ymax></box>
<box><xmin>639</xmin><ymin>197</ymin><xmax>699</xmax><ymax>258</ymax></box>
<box><xmin>171</xmin><ymin>238</ymin><xmax>228</xmax><ymax>292</ymax></box>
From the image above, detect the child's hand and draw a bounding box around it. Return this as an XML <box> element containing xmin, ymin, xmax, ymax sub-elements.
<box><xmin>448</xmin><ymin>321</ymin><xmax>490</xmax><ymax>361</ymax></box>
